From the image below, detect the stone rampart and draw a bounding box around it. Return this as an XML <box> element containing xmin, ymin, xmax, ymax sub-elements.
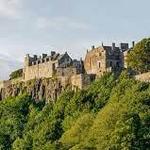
<box><xmin>71</xmin><ymin>74</ymin><xmax>95</xmax><ymax>90</ymax></box>
<box><xmin>24</xmin><ymin>61</ymin><xmax>57</xmax><ymax>81</ymax></box>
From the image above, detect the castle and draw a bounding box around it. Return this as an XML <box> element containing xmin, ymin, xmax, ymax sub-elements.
<box><xmin>23</xmin><ymin>51</ymin><xmax>83</xmax><ymax>81</ymax></box>
<box><xmin>84</xmin><ymin>43</ymin><xmax>129</xmax><ymax>76</ymax></box>
<box><xmin>0</xmin><ymin>42</ymin><xmax>133</xmax><ymax>90</ymax></box>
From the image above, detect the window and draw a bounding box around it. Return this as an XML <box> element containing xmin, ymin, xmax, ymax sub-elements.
<box><xmin>110</xmin><ymin>61</ymin><xmax>112</xmax><ymax>67</ymax></box>
<box><xmin>98</xmin><ymin>62</ymin><xmax>101</xmax><ymax>68</ymax></box>
<box><xmin>52</xmin><ymin>63</ymin><xmax>56</xmax><ymax>70</ymax></box>
<box><xmin>116</xmin><ymin>62</ymin><xmax>120</xmax><ymax>67</ymax></box>
<box><xmin>46</xmin><ymin>58</ymin><xmax>49</xmax><ymax>62</ymax></box>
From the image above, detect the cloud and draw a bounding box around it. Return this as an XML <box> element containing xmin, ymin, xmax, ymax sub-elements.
<box><xmin>0</xmin><ymin>53</ymin><xmax>22</xmax><ymax>80</ymax></box>
<box><xmin>0</xmin><ymin>0</ymin><xmax>22</xmax><ymax>19</ymax></box>
<box><xmin>36</xmin><ymin>16</ymin><xmax>90</xmax><ymax>31</ymax></box>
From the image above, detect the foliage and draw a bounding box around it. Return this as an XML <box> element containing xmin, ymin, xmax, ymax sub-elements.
<box><xmin>9</xmin><ymin>69</ymin><xmax>23</xmax><ymax>80</ymax></box>
<box><xmin>0</xmin><ymin>72</ymin><xmax>150</xmax><ymax>150</ymax></box>
<box><xmin>127</xmin><ymin>38</ymin><xmax>150</xmax><ymax>73</ymax></box>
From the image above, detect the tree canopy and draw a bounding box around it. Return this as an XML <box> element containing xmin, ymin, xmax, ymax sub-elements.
<box><xmin>127</xmin><ymin>38</ymin><xmax>150</xmax><ymax>73</ymax></box>
<box><xmin>9</xmin><ymin>69</ymin><xmax>23</xmax><ymax>80</ymax></box>
<box><xmin>0</xmin><ymin>72</ymin><xmax>150</xmax><ymax>150</ymax></box>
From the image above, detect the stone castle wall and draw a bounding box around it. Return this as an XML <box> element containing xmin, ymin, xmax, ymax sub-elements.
<box><xmin>24</xmin><ymin>61</ymin><xmax>58</xmax><ymax>81</ymax></box>
<box><xmin>56</xmin><ymin>67</ymin><xmax>78</xmax><ymax>77</ymax></box>
<box><xmin>71</xmin><ymin>74</ymin><xmax>95</xmax><ymax>90</ymax></box>
<box><xmin>84</xmin><ymin>47</ymin><xmax>107</xmax><ymax>76</ymax></box>
<box><xmin>84</xmin><ymin>44</ymin><xmax>126</xmax><ymax>77</ymax></box>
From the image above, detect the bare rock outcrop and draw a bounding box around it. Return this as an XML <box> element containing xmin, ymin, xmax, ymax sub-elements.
<box><xmin>0</xmin><ymin>78</ymin><xmax>64</xmax><ymax>102</ymax></box>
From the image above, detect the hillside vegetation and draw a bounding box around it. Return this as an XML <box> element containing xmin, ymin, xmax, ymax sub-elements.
<box><xmin>127</xmin><ymin>38</ymin><xmax>150</xmax><ymax>73</ymax></box>
<box><xmin>0</xmin><ymin>72</ymin><xmax>150</xmax><ymax>150</ymax></box>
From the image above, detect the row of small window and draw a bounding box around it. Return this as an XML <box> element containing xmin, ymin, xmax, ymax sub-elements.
<box><xmin>109</xmin><ymin>61</ymin><xmax>120</xmax><ymax>67</ymax></box>
<box><xmin>31</xmin><ymin>58</ymin><xmax>51</xmax><ymax>65</ymax></box>
<box><xmin>97</xmin><ymin>61</ymin><xmax>120</xmax><ymax>68</ymax></box>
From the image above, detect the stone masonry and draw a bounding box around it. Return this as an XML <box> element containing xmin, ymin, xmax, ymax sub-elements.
<box><xmin>84</xmin><ymin>43</ymin><xmax>129</xmax><ymax>77</ymax></box>
<box><xmin>0</xmin><ymin>42</ymin><xmax>140</xmax><ymax>102</ymax></box>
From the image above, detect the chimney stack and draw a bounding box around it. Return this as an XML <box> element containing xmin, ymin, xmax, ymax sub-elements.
<box><xmin>112</xmin><ymin>43</ymin><xmax>115</xmax><ymax>51</ymax></box>
<box><xmin>132</xmin><ymin>41</ymin><xmax>135</xmax><ymax>48</ymax></box>
<box><xmin>91</xmin><ymin>45</ymin><xmax>95</xmax><ymax>49</ymax></box>
<box><xmin>42</xmin><ymin>54</ymin><xmax>47</xmax><ymax>58</ymax></box>
<box><xmin>33</xmin><ymin>55</ymin><xmax>37</xmax><ymax>60</ymax></box>
<box><xmin>51</xmin><ymin>51</ymin><xmax>56</xmax><ymax>57</ymax></box>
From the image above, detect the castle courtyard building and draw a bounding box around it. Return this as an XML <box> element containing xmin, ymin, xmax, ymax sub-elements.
<box><xmin>84</xmin><ymin>43</ymin><xmax>129</xmax><ymax>77</ymax></box>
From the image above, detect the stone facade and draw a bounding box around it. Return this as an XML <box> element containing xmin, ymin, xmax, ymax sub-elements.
<box><xmin>24</xmin><ymin>52</ymin><xmax>73</xmax><ymax>81</ymax></box>
<box><xmin>71</xmin><ymin>74</ymin><xmax>95</xmax><ymax>90</ymax></box>
<box><xmin>84</xmin><ymin>43</ymin><xmax>129</xmax><ymax>77</ymax></box>
<box><xmin>0</xmin><ymin>42</ymin><xmax>139</xmax><ymax>102</ymax></box>
<box><xmin>0</xmin><ymin>50</ymin><xmax>88</xmax><ymax>101</ymax></box>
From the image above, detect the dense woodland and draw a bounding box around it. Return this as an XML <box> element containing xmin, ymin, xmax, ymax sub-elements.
<box><xmin>0</xmin><ymin>38</ymin><xmax>150</xmax><ymax>150</ymax></box>
<box><xmin>0</xmin><ymin>72</ymin><xmax>150</xmax><ymax>150</ymax></box>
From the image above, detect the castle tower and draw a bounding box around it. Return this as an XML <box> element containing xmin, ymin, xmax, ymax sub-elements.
<box><xmin>24</xmin><ymin>54</ymin><xmax>30</xmax><ymax>67</ymax></box>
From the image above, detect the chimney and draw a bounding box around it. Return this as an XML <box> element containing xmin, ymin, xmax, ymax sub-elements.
<box><xmin>91</xmin><ymin>45</ymin><xmax>95</xmax><ymax>49</ymax></box>
<box><xmin>42</xmin><ymin>54</ymin><xmax>47</xmax><ymax>58</ymax></box>
<box><xmin>51</xmin><ymin>51</ymin><xmax>56</xmax><ymax>57</ymax></box>
<box><xmin>33</xmin><ymin>55</ymin><xmax>37</xmax><ymax>60</ymax></box>
<box><xmin>120</xmin><ymin>43</ymin><xmax>129</xmax><ymax>51</ymax></box>
<box><xmin>132</xmin><ymin>41</ymin><xmax>135</xmax><ymax>47</ymax></box>
<box><xmin>112</xmin><ymin>43</ymin><xmax>115</xmax><ymax>51</ymax></box>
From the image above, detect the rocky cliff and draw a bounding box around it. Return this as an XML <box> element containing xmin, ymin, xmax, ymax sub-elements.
<box><xmin>0</xmin><ymin>77</ymin><xmax>65</xmax><ymax>102</ymax></box>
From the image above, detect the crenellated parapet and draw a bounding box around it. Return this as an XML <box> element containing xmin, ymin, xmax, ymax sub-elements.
<box><xmin>24</xmin><ymin>51</ymin><xmax>60</xmax><ymax>67</ymax></box>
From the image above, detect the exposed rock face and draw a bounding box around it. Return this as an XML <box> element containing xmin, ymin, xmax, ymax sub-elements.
<box><xmin>135</xmin><ymin>72</ymin><xmax>150</xmax><ymax>82</ymax></box>
<box><xmin>0</xmin><ymin>78</ymin><xmax>64</xmax><ymax>102</ymax></box>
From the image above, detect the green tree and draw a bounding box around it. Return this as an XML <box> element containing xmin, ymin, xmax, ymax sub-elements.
<box><xmin>9</xmin><ymin>69</ymin><xmax>23</xmax><ymax>80</ymax></box>
<box><xmin>127</xmin><ymin>38</ymin><xmax>150</xmax><ymax>73</ymax></box>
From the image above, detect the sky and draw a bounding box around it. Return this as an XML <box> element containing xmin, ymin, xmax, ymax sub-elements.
<box><xmin>0</xmin><ymin>0</ymin><xmax>150</xmax><ymax>80</ymax></box>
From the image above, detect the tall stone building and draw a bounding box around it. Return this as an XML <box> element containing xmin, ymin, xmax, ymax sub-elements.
<box><xmin>24</xmin><ymin>51</ymin><xmax>73</xmax><ymax>81</ymax></box>
<box><xmin>84</xmin><ymin>43</ymin><xmax>129</xmax><ymax>76</ymax></box>
<box><xmin>22</xmin><ymin>51</ymin><xmax>91</xmax><ymax>90</ymax></box>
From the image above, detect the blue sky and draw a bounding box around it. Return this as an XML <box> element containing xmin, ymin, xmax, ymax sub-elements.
<box><xmin>0</xmin><ymin>0</ymin><xmax>150</xmax><ymax>79</ymax></box>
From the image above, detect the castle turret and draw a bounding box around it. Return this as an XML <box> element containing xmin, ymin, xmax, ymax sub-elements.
<box><xmin>132</xmin><ymin>41</ymin><xmax>135</xmax><ymax>48</ymax></box>
<box><xmin>112</xmin><ymin>43</ymin><xmax>116</xmax><ymax>51</ymax></box>
<box><xmin>24</xmin><ymin>54</ymin><xmax>30</xmax><ymax>67</ymax></box>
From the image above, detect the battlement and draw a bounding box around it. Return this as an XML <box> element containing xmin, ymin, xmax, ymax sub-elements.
<box><xmin>24</xmin><ymin>51</ymin><xmax>61</xmax><ymax>67</ymax></box>
<box><xmin>84</xmin><ymin>42</ymin><xmax>132</xmax><ymax>76</ymax></box>
<box><xmin>88</xmin><ymin>42</ymin><xmax>129</xmax><ymax>53</ymax></box>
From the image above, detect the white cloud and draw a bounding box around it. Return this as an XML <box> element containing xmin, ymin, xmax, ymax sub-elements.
<box><xmin>0</xmin><ymin>0</ymin><xmax>22</xmax><ymax>19</ymax></box>
<box><xmin>36</xmin><ymin>16</ymin><xmax>89</xmax><ymax>31</ymax></box>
